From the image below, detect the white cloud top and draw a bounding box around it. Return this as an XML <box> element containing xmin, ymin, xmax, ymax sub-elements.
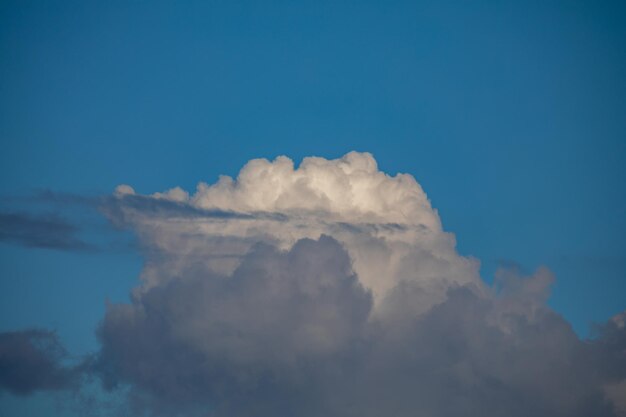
<box><xmin>191</xmin><ymin>152</ymin><xmax>438</xmax><ymax>227</ymax></box>
<box><xmin>109</xmin><ymin>151</ymin><xmax>483</xmax><ymax>312</ymax></box>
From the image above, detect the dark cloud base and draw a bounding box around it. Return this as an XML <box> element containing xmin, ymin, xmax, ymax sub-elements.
<box><xmin>91</xmin><ymin>237</ymin><xmax>626</xmax><ymax>417</ymax></box>
<box><xmin>1</xmin><ymin>236</ymin><xmax>625</xmax><ymax>416</ymax></box>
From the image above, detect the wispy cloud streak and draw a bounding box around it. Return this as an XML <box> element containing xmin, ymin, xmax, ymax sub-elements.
<box><xmin>0</xmin><ymin>212</ymin><xmax>92</xmax><ymax>251</ymax></box>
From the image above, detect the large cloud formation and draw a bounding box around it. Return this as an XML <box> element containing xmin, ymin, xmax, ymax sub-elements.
<box><xmin>90</xmin><ymin>152</ymin><xmax>626</xmax><ymax>416</ymax></box>
<box><xmin>3</xmin><ymin>152</ymin><xmax>620</xmax><ymax>415</ymax></box>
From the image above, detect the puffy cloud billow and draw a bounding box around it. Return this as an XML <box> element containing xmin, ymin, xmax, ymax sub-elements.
<box><xmin>2</xmin><ymin>152</ymin><xmax>624</xmax><ymax>416</ymax></box>
<box><xmin>105</xmin><ymin>151</ymin><xmax>482</xmax><ymax>314</ymax></box>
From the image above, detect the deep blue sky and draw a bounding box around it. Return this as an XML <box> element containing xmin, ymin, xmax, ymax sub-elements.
<box><xmin>1</xmin><ymin>1</ymin><xmax>625</xmax><ymax>413</ymax></box>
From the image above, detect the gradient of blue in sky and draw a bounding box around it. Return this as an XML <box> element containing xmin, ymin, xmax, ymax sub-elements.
<box><xmin>0</xmin><ymin>0</ymin><xmax>625</xmax><ymax>414</ymax></box>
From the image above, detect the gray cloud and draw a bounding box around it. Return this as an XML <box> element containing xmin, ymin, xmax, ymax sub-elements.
<box><xmin>92</xmin><ymin>236</ymin><xmax>626</xmax><ymax>417</ymax></box>
<box><xmin>95</xmin><ymin>236</ymin><xmax>373</xmax><ymax>416</ymax></box>
<box><xmin>101</xmin><ymin>193</ymin><xmax>288</xmax><ymax>229</ymax></box>
<box><xmin>0</xmin><ymin>330</ymin><xmax>81</xmax><ymax>396</ymax></box>
<box><xmin>0</xmin><ymin>211</ymin><xmax>93</xmax><ymax>251</ymax></box>
<box><xmin>360</xmin><ymin>285</ymin><xmax>616</xmax><ymax>417</ymax></box>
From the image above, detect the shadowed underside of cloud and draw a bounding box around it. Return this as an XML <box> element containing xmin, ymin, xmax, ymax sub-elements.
<box><xmin>0</xmin><ymin>330</ymin><xmax>81</xmax><ymax>396</ymax></box>
<box><xmin>2</xmin><ymin>152</ymin><xmax>625</xmax><ymax>416</ymax></box>
<box><xmin>95</xmin><ymin>236</ymin><xmax>373</xmax><ymax>416</ymax></box>
<box><xmin>0</xmin><ymin>211</ymin><xmax>92</xmax><ymax>251</ymax></box>
<box><xmin>89</xmin><ymin>152</ymin><xmax>626</xmax><ymax>416</ymax></box>
<box><xmin>91</xmin><ymin>236</ymin><xmax>626</xmax><ymax>417</ymax></box>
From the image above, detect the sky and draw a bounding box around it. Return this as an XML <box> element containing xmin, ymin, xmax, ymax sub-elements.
<box><xmin>0</xmin><ymin>1</ymin><xmax>625</xmax><ymax>416</ymax></box>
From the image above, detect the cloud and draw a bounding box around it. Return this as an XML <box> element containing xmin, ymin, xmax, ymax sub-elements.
<box><xmin>0</xmin><ymin>211</ymin><xmax>92</xmax><ymax>251</ymax></box>
<box><xmin>95</xmin><ymin>235</ymin><xmax>372</xmax><ymax>416</ymax></box>
<box><xmin>103</xmin><ymin>152</ymin><xmax>483</xmax><ymax>312</ymax></box>
<box><xmin>92</xmin><ymin>236</ymin><xmax>626</xmax><ymax>416</ymax></box>
<box><xmin>103</xmin><ymin>191</ymin><xmax>287</xmax><ymax>224</ymax></box>
<box><xmin>5</xmin><ymin>152</ymin><xmax>625</xmax><ymax>416</ymax></box>
<box><xmin>0</xmin><ymin>330</ymin><xmax>81</xmax><ymax>395</ymax></box>
<box><xmin>85</xmin><ymin>152</ymin><xmax>626</xmax><ymax>416</ymax></box>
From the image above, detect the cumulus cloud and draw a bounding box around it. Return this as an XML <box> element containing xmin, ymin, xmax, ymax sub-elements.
<box><xmin>0</xmin><ymin>330</ymin><xmax>81</xmax><ymax>395</ymax></box>
<box><xmin>3</xmin><ymin>153</ymin><xmax>620</xmax><ymax>415</ymax></box>
<box><xmin>103</xmin><ymin>151</ymin><xmax>483</xmax><ymax>314</ymax></box>
<box><xmin>83</xmin><ymin>152</ymin><xmax>626</xmax><ymax>416</ymax></box>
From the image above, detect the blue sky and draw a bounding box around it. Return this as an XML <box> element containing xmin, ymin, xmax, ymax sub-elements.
<box><xmin>1</xmin><ymin>1</ymin><xmax>625</xmax><ymax>416</ymax></box>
